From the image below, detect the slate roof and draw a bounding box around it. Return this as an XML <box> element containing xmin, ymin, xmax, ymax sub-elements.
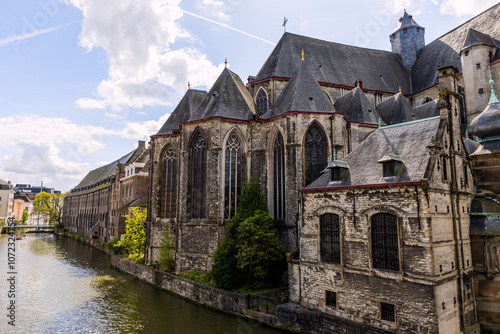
<box><xmin>255</xmin><ymin>33</ymin><xmax>410</xmax><ymax>94</ymax></box>
<box><xmin>414</xmin><ymin>99</ymin><xmax>440</xmax><ymax>120</ymax></box>
<box><xmin>376</xmin><ymin>92</ymin><xmax>414</xmax><ymax>125</ymax></box>
<box><xmin>333</xmin><ymin>87</ymin><xmax>382</xmax><ymax>124</ymax></box>
<box><xmin>306</xmin><ymin>116</ymin><xmax>441</xmax><ymax>189</ymax></box>
<box><xmin>68</xmin><ymin>150</ymin><xmax>134</xmax><ymax>197</ymax></box>
<box><xmin>464</xmin><ymin>137</ymin><xmax>480</xmax><ymax>155</ymax></box>
<box><xmin>157</xmin><ymin>89</ymin><xmax>207</xmax><ymax>135</ymax></box>
<box><xmin>118</xmin><ymin>197</ymin><xmax>148</xmax><ymax>211</ymax></box>
<box><xmin>393</xmin><ymin>10</ymin><xmax>424</xmax><ymax>33</ymax></box>
<box><xmin>463</xmin><ymin>29</ymin><xmax>497</xmax><ymax>49</ymax></box>
<box><xmin>189</xmin><ymin>68</ymin><xmax>256</xmax><ymax>121</ymax></box>
<box><xmin>261</xmin><ymin>60</ymin><xmax>334</xmax><ymax>119</ymax></box>
<box><xmin>411</xmin><ymin>3</ymin><xmax>500</xmax><ymax>93</ymax></box>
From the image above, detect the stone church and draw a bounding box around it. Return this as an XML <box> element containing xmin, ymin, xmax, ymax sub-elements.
<box><xmin>140</xmin><ymin>4</ymin><xmax>500</xmax><ymax>334</ymax></box>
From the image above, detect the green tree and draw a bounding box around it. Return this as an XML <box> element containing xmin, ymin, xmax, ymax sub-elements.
<box><xmin>236</xmin><ymin>211</ymin><xmax>285</xmax><ymax>287</ymax></box>
<box><xmin>212</xmin><ymin>178</ymin><xmax>278</xmax><ymax>290</ymax></box>
<box><xmin>117</xmin><ymin>207</ymin><xmax>147</xmax><ymax>261</ymax></box>
<box><xmin>157</xmin><ymin>227</ymin><xmax>175</xmax><ymax>270</ymax></box>
<box><xmin>32</xmin><ymin>191</ymin><xmax>67</xmax><ymax>225</ymax></box>
<box><xmin>22</xmin><ymin>210</ymin><xmax>29</xmax><ymax>224</ymax></box>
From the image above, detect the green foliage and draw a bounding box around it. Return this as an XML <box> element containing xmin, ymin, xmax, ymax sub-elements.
<box><xmin>212</xmin><ymin>178</ymin><xmax>284</xmax><ymax>291</ymax></box>
<box><xmin>117</xmin><ymin>208</ymin><xmax>147</xmax><ymax>260</ymax></box>
<box><xmin>181</xmin><ymin>271</ymin><xmax>213</xmax><ymax>285</ymax></box>
<box><xmin>236</xmin><ymin>211</ymin><xmax>285</xmax><ymax>288</ymax></box>
<box><xmin>32</xmin><ymin>191</ymin><xmax>68</xmax><ymax>225</ymax></box>
<box><xmin>157</xmin><ymin>228</ymin><xmax>175</xmax><ymax>270</ymax></box>
<box><xmin>105</xmin><ymin>237</ymin><xmax>126</xmax><ymax>256</ymax></box>
<box><xmin>22</xmin><ymin>210</ymin><xmax>29</xmax><ymax>224</ymax></box>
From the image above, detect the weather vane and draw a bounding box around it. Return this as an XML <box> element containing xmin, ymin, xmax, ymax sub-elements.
<box><xmin>282</xmin><ymin>17</ymin><xmax>288</xmax><ymax>33</ymax></box>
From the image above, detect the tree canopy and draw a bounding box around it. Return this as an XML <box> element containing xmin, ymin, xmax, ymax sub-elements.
<box><xmin>32</xmin><ymin>191</ymin><xmax>67</xmax><ymax>225</ymax></box>
<box><xmin>117</xmin><ymin>207</ymin><xmax>147</xmax><ymax>261</ymax></box>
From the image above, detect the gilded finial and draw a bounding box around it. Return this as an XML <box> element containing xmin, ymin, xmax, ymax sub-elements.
<box><xmin>399</xmin><ymin>85</ymin><xmax>401</xmax><ymax>93</ymax></box>
<box><xmin>333</xmin><ymin>149</ymin><xmax>337</xmax><ymax>161</ymax></box>
<box><xmin>224</xmin><ymin>58</ymin><xmax>227</xmax><ymax>68</ymax></box>
<box><xmin>301</xmin><ymin>49</ymin><xmax>304</xmax><ymax>61</ymax></box>
<box><xmin>378</xmin><ymin>117</ymin><xmax>382</xmax><ymax>129</ymax></box>
<box><xmin>188</xmin><ymin>81</ymin><xmax>191</xmax><ymax>90</ymax></box>
<box><xmin>357</xmin><ymin>81</ymin><xmax>360</xmax><ymax>87</ymax></box>
<box><xmin>489</xmin><ymin>67</ymin><xmax>499</xmax><ymax>104</ymax></box>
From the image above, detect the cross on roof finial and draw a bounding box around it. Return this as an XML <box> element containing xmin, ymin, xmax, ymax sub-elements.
<box><xmin>224</xmin><ymin>58</ymin><xmax>228</xmax><ymax>68</ymax></box>
<box><xmin>301</xmin><ymin>49</ymin><xmax>304</xmax><ymax>61</ymax></box>
<box><xmin>489</xmin><ymin>66</ymin><xmax>499</xmax><ymax>104</ymax></box>
<box><xmin>188</xmin><ymin>81</ymin><xmax>191</xmax><ymax>90</ymax></box>
<box><xmin>403</xmin><ymin>1</ymin><xmax>407</xmax><ymax>11</ymax></box>
<box><xmin>282</xmin><ymin>17</ymin><xmax>288</xmax><ymax>33</ymax></box>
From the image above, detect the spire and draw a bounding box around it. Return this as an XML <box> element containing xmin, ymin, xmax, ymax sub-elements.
<box><xmin>301</xmin><ymin>49</ymin><xmax>304</xmax><ymax>61</ymax></box>
<box><xmin>489</xmin><ymin>67</ymin><xmax>499</xmax><ymax>104</ymax></box>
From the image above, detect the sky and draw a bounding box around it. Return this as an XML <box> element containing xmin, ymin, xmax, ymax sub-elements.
<box><xmin>0</xmin><ymin>0</ymin><xmax>498</xmax><ymax>192</ymax></box>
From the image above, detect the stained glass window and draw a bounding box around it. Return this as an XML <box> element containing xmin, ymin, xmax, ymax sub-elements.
<box><xmin>273</xmin><ymin>133</ymin><xmax>286</xmax><ymax>221</ymax></box>
<box><xmin>187</xmin><ymin>133</ymin><xmax>207</xmax><ymax>219</ymax></box>
<box><xmin>305</xmin><ymin>124</ymin><xmax>327</xmax><ymax>186</ymax></box>
<box><xmin>224</xmin><ymin>133</ymin><xmax>242</xmax><ymax>219</ymax></box>
<box><xmin>161</xmin><ymin>148</ymin><xmax>177</xmax><ymax>218</ymax></box>
<box><xmin>257</xmin><ymin>89</ymin><xmax>268</xmax><ymax>115</ymax></box>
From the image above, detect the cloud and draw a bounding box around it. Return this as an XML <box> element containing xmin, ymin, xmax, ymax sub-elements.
<box><xmin>197</xmin><ymin>0</ymin><xmax>230</xmax><ymax>22</ymax></box>
<box><xmin>439</xmin><ymin>0</ymin><xmax>499</xmax><ymax>17</ymax></box>
<box><xmin>68</xmin><ymin>0</ymin><xmax>224</xmax><ymax>110</ymax></box>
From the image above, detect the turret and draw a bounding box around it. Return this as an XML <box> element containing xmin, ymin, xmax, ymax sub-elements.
<box><xmin>389</xmin><ymin>10</ymin><xmax>425</xmax><ymax>69</ymax></box>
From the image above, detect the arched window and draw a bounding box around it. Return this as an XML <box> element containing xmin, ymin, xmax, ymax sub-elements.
<box><xmin>273</xmin><ymin>132</ymin><xmax>286</xmax><ymax>221</ymax></box>
<box><xmin>372</xmin><ymin>213</ymin><xmax>399</xmax><ymax>271</ymax></box>
<box><xmin>224</xmin><ymin>132</ymin><xmax>242</xmax><ymax>220</ymax></box>
<box><xmin>161</xmin><ymin>148</ymin><xmax>177</xmax><ymax>218</ymax></box>
<box><xmin>187</xmin><ymin>132</ymin><xmax>207</xmax><ymax>219</ymax></box>
<box><xmin>304</xmin><ymin>123</ymin><xmax>327</xmax><ymax>186</ymax></box>
<box><xmin>423</xmin><ymin>97</ymin><xmax>432</xmax><ymax>104</ymax></box>
<box><xmin>320</xmin><ymin>213</ymin><xmax>340</xmax><ymax>263</ymax></box>
<box><xmin>256</xmin><ymin>89</ymin><xmax>268</xmax><ymax>114</ymax></box>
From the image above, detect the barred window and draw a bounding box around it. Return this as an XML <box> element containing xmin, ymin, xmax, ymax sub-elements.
<box><xmin>187</xmin><ymin>132</ymin><xmax>207</xmax><ymax>219</ymax></box>
<box><xmin>161</xmin><ymin>148</ymin><xmax>177</xmax><ymax>218</ymax></box>
<box><xmin>224</xmin><ymin>133</ymin><xmax>242</xmax><ymax>220</ymax></box>
<box><xmin>320</xmin><ymin>213</ymin><xmax>340</xmax><ymax>263</ymax></box>
<box><xmin>305</xmin><ymin>124</ymin><xmax>327</xmax><ymax>186</ymax></box>
<box><xmin>256</xmin><ymin>89</ymin><xmax>268</xmax><ymax>115</ymax></box>
<box><xmin>372</xmin><ymin>213</ymin><xmax>399</xmax><ymax>271</ymax></box>
<box><xmin>325</xmin><ymin>291</ymin><xmax>337</xmax><ymax>308</ymax></box>
<box><xmin>381</xmin><ymin>302</ymin><xmax>395</xmax><ymax>322</ymax></box>
<box><xmin>273</xmin><ymin>132</ymin><xmax>286</xmax><ymax>221</ymax></box>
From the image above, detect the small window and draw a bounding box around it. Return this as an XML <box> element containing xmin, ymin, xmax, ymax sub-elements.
<box><xmin>403</xmin><ymin>28</ymin><xmax>407</xmax><ymax>33</ymax></box>
<box><xmin>121</xmin><ymin>211</ymin><xmax>126</xmax><ymax>217</ymax></box>
<box><xmin>381</xmin><ymin>302</ymin><xmax>395</xmax><ymax>322</ymax></box>
<box><xmin>465</xmin><ymin>50</ymin><xmax>469</xmax><ymax>56</ymax></box>
<box><xmin>383</xmin><ymin>162</ymin><xmax>396</xmax><ymax>177</ymax></box>
<box><xmin>476</xmin><ymin>63</ymin><xmax>481</xmax><ymax>69</ymax></box>
<box><xmin>326</xmin><ymin>291</ymin><xmax>337</xmax><ymax>308</ymax></box>
<box><xmin>479</xmin><ymin>88</ymin><xmax>484</xmax><ymax>95</ymax></box>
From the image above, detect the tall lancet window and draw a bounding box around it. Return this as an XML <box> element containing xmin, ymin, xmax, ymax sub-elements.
<box><xmin>256</xmin><ymin>89</ymin><xmax>268</xmax><ymax>115</ymax></box>
<box><xmin>304</xmin><ymin>123</ymin><xmax>327</xmax><ymax>186</ymax></box>
<box><xmin>161</xmin><ymin>148</ymin><xmax>177</xmax><ymax>218</ymax></box>
<box><xmin>187</xmin><ymin>132</ymin><xmax>207</xmax><ymax>219</ymax></box>
<box><xmin>224</xmin><ymin>133</ymin><xmax>242</xmax><ymax>219</ymax></box>
<box><xmin>273</xmin><ymin>132</ymin><xmax>286</xmax><ymax>221</ymax></box>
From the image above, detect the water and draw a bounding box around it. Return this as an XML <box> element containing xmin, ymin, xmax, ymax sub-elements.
<box><xmin>0</xmin><ymin>234</ymin><xmax>287</xmax><ymax>334</ymax></box>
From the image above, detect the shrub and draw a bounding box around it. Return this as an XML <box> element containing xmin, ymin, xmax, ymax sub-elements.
<box><xmin>105</xmin><ymin>237</ymin><xmax>126</xmax><ymax>256</ymax></box>
<box><xmin>157</xmin><ymin>228</ymin><xmax>175</xmax><ymax>270</ymax></box>
<box><xmin>182</xmin><ymin>271</ymin><xmax>213</xmax><ymax>284</ymax></box>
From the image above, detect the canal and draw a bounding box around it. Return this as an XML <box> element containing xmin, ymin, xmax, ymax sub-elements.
<box><xmin>0</xmin><ymin>234</ymin><xmax>288</xmax><ymax>333</ymax></box>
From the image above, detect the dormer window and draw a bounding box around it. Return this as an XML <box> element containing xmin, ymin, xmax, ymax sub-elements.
<box><xmin>377</xmin><ymin>154</ymin><xmax>403</xmax><ymax>178</ymax></box>
<box><xmin>325</xmin><ymin>160</ymin><xmax>349</xmax><ymax>183</ymax></box>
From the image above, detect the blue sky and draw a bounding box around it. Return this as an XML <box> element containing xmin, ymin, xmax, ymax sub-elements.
<box><xmin>0</xmin><ymin>0</ymin><xmax>498</xmax><ymax>191</ymax></box>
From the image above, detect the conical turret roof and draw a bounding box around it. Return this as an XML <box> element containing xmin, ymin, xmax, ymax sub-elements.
<box><xmin>333</xmin><ymin>87</ymin><xmax>382</xmax><ymax>124</ymax></box>
<box><xmin>376</xmin><ymin>92</ymin><xmax>414</xmax><ymax>125</ymax></box>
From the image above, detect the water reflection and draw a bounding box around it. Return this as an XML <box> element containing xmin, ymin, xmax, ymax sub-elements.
<box><xmin>0</xmin><ymin>234</ymin><xmax>287</xmax><ymax>334</ymax></box>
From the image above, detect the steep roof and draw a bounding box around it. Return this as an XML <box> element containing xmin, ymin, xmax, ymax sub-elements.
<box><xmin>262</xmin><ymin>61</ymin><xmax>334</xmax><ymax>119</ymax></box>
<box><xmin>255</xmin><ymin>33</ymin><xmax>410</xmax><ymax>94</ymax></box>
<box><xmin>411</xmin><ymin>3</ymin><xmax>500</xmax><ymax>93</ymax></box>
<box><xmin>463</xmin><ymin>29</ymin><xmax>497</xmax><ymax>49</ymax></box>
<box><xmin>157</xmin><ymin>89</ymin><xmax>207</xmax><ymax>135</ymax></box>
<box><xmin>392</xmin><ymin>10</ymin><xmax>424</xmax><ymax>33</ymax></box>
<box><xmin>414</xmin><ymin>99</ymin><xmax>440</xmax><ymax>119</ymax></box>
<box><xmin>333</xmin><ymin>87</ymin><xmax>382</xmax><ymax>124</ymax></box>
<box><xmin>376</xmin><ymin>92</ymin><xmax>415</xmax><ymax>125</ymax></box>
<box><xmin>307</xmin><ymin>116</ymin><xmax>441</xmax><ymax>188</ymax></box>
<box><xmin>189</xmin><ymin>68</ymin><xmax>256</xmax><ymax>122</ymax></box>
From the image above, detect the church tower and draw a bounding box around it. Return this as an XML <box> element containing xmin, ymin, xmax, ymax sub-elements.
<box><xmin>390</xmin><ymin>10</ymin><xmax>425</xmax><ymax>69</ymax></box>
